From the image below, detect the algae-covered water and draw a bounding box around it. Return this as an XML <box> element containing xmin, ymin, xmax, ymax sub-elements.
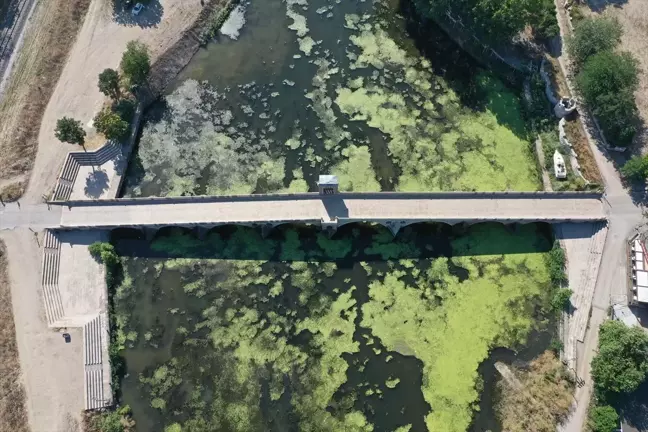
<box><xmin>113</xmin><ymin>223</ymin><xmax>554</xmax><ymax>432</ymax></box>
<box><xmin>114</xmin><ymin>1</ymin><xmax>556</xmax><ymax>430</ymax></box>
<box><xmin>123</xmin><ymin>0</ymin><xmax>540</xmax><ymax>197</ymax></box>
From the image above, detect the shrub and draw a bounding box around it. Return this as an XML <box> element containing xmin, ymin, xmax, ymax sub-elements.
<box><xmin>98</xmin><ymin>68</ymin><xmax>121</xmax><ymax>99</ymax></box>
<box><xmin>89</xmin><ymin>242</ymin><xmax>115</xmax><ymax>261</ymax></box>
<box><xmin>591</xmin><ymin>320</ymin><xmax>648</xmax><ymax>394</ymax></box>
<box><xmin>94</xmin><ymin>108</ymin><xmax>130</xmax><ymax>141</ymax></box>
<box><xmin>55</xmin><ymin>117</ymin><xmax>86</xmax><ymax>145</ymax></box>
<box><xmin>621</xmin><ymin>155</ymin><xmax>648</xmax><ymax>180</ymax></box>
<box><xmin>567</xmin><ymin>17</ymin><xmax>622</xmax><ymax>66</ymax></box>
<box><xmin>120</xmin><ymin>41</ymin><xmax>150</xmax><ymax>86</ymax></box>
<box><xmin>546</xmin><ymin>241</ymin><xmax>567</xmax><ymax>285</ymax></box>
<box><xmin>551</xmin><ymin>288</ymin><xmax>573</xmax><ymax>311</ymax></box>
<box><xmin>589</xmin><ymin>405</ymin><xmax>619</xmax><ymax>432</ymax></box>
<box><xmin>113</xmin><ymin>98</ymin><xmax>136</xmax><ymax>123</ymax></box>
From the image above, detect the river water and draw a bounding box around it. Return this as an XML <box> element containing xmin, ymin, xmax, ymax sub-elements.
<box><xmin>122</xmin><ymin>0</ymin><xmax>539</xmax><ymax>197</ymax></box>
<box><xmin>114</xmin><ymin>0</ymin><xmax>554</xmax><ymax>430</ymax></box>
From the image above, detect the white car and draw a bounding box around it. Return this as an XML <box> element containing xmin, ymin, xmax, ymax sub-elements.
<box><xmin>132</xmin><ymin>3</ymin><xmax>144</xmax><ymax>16</ymax></box>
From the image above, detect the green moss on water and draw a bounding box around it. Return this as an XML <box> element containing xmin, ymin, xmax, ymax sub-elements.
<box><xmin>115</xmin><ymin>224</ymin><xmax>553</xmax><ymax>431</ymax></box>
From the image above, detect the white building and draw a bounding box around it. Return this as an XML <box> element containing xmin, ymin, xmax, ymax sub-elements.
<box><xmin>631</xmin><ymin>239</ymin><xmax>648</xmax><ymax>304</ymax></box>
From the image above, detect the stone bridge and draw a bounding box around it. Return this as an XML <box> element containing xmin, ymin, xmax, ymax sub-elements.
<box><xmin>39</xmin><ymin>191</ymin><xmax>607</xmax><ymax>237</ymax></box>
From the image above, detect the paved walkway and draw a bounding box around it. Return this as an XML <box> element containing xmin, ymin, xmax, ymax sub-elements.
<box><xmin>0</xmin><ymin>193</ymin><xmax>607</xmax><ymax>232</ymax></box>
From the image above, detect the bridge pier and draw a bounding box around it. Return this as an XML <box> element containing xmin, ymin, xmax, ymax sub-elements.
<box><xmin>321</xmin><ymin>219</ymin><xmax>338</xmax><ymax>238</ymax></box>
<box><xmin>261</xmin><ymin>224</ymin><xmax>275</xmax><ymax>239</ymax></box>
<box><xmin>141</xmin><ymin>227</ymin><xmax>157</xmax><ymax>242</ymax></box>
<box><xmin>193</xmin><ymin>226</ymin><xmax>212</xmax><ymax>241</ymax></box>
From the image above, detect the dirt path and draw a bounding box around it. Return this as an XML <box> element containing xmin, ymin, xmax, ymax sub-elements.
<box><xmin>24</xmin><ymin>0</ymin><xmax>204</xmax><ymax>204</ymax></box>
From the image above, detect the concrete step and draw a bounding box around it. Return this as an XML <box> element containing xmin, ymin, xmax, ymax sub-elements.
<box><xmin>41</xmin><ymin>230</ymin><xmax>64</xmax><ymax>326</ymax></box>
<box><xmin>60</xmin><ymin>155</ymin><xmax>80</xmax><ymax>181</ymax></box>
<box><xmin>84</xmin><ymin>366</ymin><xmax>105</xmax><ymax>410</ymax></box>
<box><xmin>573</xmin><ymin>222</ymin><xmax>608</xmax><ymax>342</ymax></box>
<box><xmin>83</xmin><ymin>315</ymin><xmax>102</xmax><ymax>366</ymax></box>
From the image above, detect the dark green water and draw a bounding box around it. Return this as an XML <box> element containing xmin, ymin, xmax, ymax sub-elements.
<box><xmin>123</xmin><ymin>0</ymin><xmax>538</xmax><ymax>197</ymax></box>
<box><xmin>111</xmin><ymin>223</ymin><xmax>555</xmax><ymax>432</ymax></box>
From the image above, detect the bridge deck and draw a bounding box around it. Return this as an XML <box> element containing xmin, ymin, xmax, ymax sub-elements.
<box><xmin>56</xmin><ymin>193</ymin><xmax>607</xmax><ymax>229</ymax></box>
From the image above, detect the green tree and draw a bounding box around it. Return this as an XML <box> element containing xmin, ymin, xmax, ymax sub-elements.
<box><xmin>417</xmin><ymin>0</ymin><xmax>557</xmax><ymax>42</ymax></box>
<box><xmin>94</xmin><ymin>108</ymin><xmax>130</xmax><ymax>141</ymax></box>
<box><xmin>591</xmin><ymin>320</ymin><xmax>648</xmax><ymax>394</ymax></box>
<box><xmin>54</xmin><ymin>117</ymin><xmax>86</xmax><ymax>145</ymax></box>
<box><xmin>588</xmin><ymin>405</ymin><xmax>619</xmax><ymax>432</ymax></box>
<box><xmin>567</xmin><ymin>17</ymin><xmax>622</xmax><ymax>67</ymax></box>
<box><xmin>621</xmin><ymin>155</ymin><xmax>648</xmax><ymax>180</ymax></box>
<box><xmin>577</xmin><ymin>51</ymin><xmax>639</xmax><ymax>103</ymax></box>
<box><xmin>120</xmin><ymin>41</ymin><xmax>150</xmax><ymax>86</ymax></box>
<box><xmin>551</xmin><ymin>288</ymin><xmax>572</xmax><ymax>311</ymax></box>
<box><xmin>576</xmin><ymin>51</ymin><xmax>640</xmax><ymax>146</ymax></box>
<box><xmin>98</xmin><ymin>68</ymin><xmax>121</xmax><ymax>99</ymax></box>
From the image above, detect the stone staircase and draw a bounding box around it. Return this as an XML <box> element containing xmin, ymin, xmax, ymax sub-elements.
<box><xmin>51</xmin><ymin>143</ymin><xmax>123</xmax><ymax>201</ymax></box>
<box><xmin>40</xmin><ymin>231</ymin><xmax>112</xmax><ymax>409</ymax></box>
<box><xmin>572</xmin><ymin>222</ymin><xmax>608</xmax><ymax>342</ymax></box>
<box><xmin>83</xmin><ymin>314</ymin><xmax>110</xmax><ymax>410</ymax></box>
<box><xmin>41</xmin><ymin>230</ymin><xmax>64</xmax><ymax>325</ymax></box>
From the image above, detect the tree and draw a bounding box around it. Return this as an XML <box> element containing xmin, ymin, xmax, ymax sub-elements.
<box><xmin>55</xmin><ymin>117</ymin><xmax>86</xmax><ymax>145</ymax></box>
<box><xmin>621</xmin><ymin>155</ymin><xmax>648</xmax><ymax>180</ymax></box>
<box><xmin>588</xmin><ymin>405</ymin><xmax>619</xmax><ymax>432</ymax></box>
<box><xmin>567</xmin><ymin>17</ymin><xmax>622</xmax><ymax>67</ymax></box>
<box><xmin>94</xmin><ymin>108</ymin><xmax>130</xmax><ymax>141</ymax></box>
<box><xmin>551</xmin><ymin>288</ymin><xmax>572</xmax><ymax>311</ymax></box>
<box><xmin>591</xmin><ymin>320</ymin><xmax>648</xmax><ymax>394</ymax></box>
<box><xmin>577</xmin><ymin>51</ymin><xmax>639</xmax><ymax>103</ymax></box>
<box><xmin>120</xmin><ymin>41</ymin><xmax>150</xmax><ymax>86</ymax></box>
<box><xmin>417</xmin><ymin>0</ymin><xmax>558</xmax><ymax>42</ymax></box>
<box><xmin>576</xmin><ymin>51</ymin><xmax>640</xmax><ymax>146</ymax></box>
<box><xmin>98</xmin><ymin>68</ymin><xmax>121</xmax><ymax>99</ymax></box>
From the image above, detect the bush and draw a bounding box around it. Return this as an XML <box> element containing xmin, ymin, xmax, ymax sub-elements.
<box><xmin>113</xmin><ymin>98</ymin><xmax>136</xmax><ymax>123</ymax></box>
<box><xmin>94</xmin><ymin>108</ymin><xmax>130</xmax><ymax>141</ymax></box>
<box><xmin>416</xmin><ymin>0</ymin><xmax>558</xmax><ymax>42</ymax></box>
<box><xmin>89</xmin><ymin>242</ymin><xmax>115</xmax><ymax>261</ymax></box>
<box><xmin>546</xmin><ymin>241</ymin><xmax>567</xmax><ymax>285</ymax></box>
<box><xmin>55</xmin><ymin>117</ymin><xmax>86</xmax><ymax>145</ymax></box>
<box><xmin>567</xmin><ymin>17</ymin><xmax>622</xmax><ymax>67</ymax></box>
<box><xmin>589</xmin><ymin>405</ymin><xmax>619</xmax><ymax>432</ymax></box>
<box><xmin>576</xmin><ymin>51</ymin><xmax>640</xmax><ymax>146</ymax></box>
<box><xmin>98</xmin><ymin>68</ymin><xmax>121</xmax><ymax>99</ymax></box>
<box><xmin>621</xmin><ymin>155</ymin><xmax>648</xmax><ymax>180</ymax></box>
<box><xmin>591</xmin><ymin>320</ymin><xmax>648</xmax><ymax>394</ymax></box>
<box><xmin>551</xmin><ymin>288</ymin><xmax>573</xmax><ymax>311</ymax></box>
<box><xmin>120</xmin><ymin>41</ymin><xmax>150</xmax><ymax>86</ymax></box>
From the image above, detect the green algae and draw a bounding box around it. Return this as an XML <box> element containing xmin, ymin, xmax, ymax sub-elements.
<box><xmin>115</xmin><ymin>224</ymin><xmax>553</xmax><ymax>431</ymax></box>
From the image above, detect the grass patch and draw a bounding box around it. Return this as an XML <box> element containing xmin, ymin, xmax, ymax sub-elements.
<box><xmin>0</xmin><ymin>241</ymin><xmax>29</xmax><ymax>432</ymax></box>
<box><xmin>0</xmin><ymin>181</ymin><xmax>25</xmax><ymax>202</ymax></box>
<box><xmin>496</xmin><ymin>351</ymin><xmax>574</xmax><ymax>431</ymax></box>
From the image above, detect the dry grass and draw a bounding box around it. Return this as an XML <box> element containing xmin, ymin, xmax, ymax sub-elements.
<box><xmin>0</xmin><ymin>0</ymin><xmax>91</xmax><ymax>190</ymax></box>
<box><xmin>545</xmin><ymin>55</ymin><xmax>572</xmax><ymax>98</ymax></box>
<box><xmin>0</xmin><ymin>241</ymin><xmax>29</xmax><ymax>432</ymax></box>
<box><xmin>564</xmin><ymin>114</ymin><xmax>603</xmax><ymax>184</ymax></box>
<box><xmin>0</xmin><ymin>181</ymin><xmax>25</xmax><ymax>202</ymax></box>
<box><xmin>496</xmin><ymin>351</ymin><xmax>574</xmax><ymax>432</ymax></box>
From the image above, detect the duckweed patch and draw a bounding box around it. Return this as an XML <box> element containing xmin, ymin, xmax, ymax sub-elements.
<box><xmin>124</xmin><ymin>0</ymin><xmax>539</xmax><ymax>197</ymax></box>
<box><xmin>113</xmin><ymin>223</ymin><xmax>554</xmax><ymax>431</ymax></box>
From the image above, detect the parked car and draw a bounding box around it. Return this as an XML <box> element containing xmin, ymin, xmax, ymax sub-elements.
<box><xmin>132</xmin><ymin>3</ymin><xmax>144</xmax><ymax>15</ymax></box>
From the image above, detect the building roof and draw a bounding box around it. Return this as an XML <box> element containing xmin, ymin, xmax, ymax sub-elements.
<box><xmin>638</xmin><ymin>287</ymin><xmax>648</xmax><ymax>304</ymax></box>
<box><xmin>318</xmin><ymin>175</ymin><xmax>338</xmax><ymax>185</ymax></box>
